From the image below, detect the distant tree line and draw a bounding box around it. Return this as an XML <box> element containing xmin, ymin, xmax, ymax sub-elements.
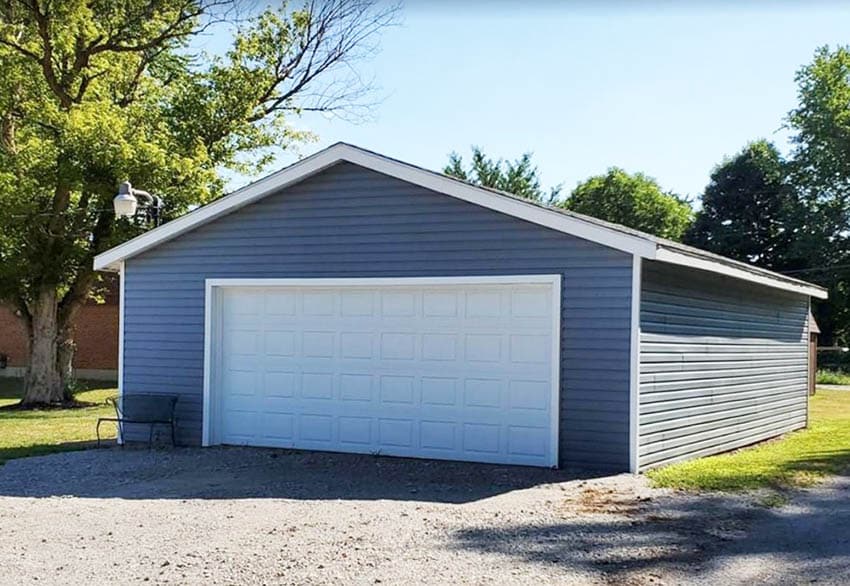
<box><xmin>445</xmin><ymin>45</ymin><xmax>850</xmax><ymax>345</ymax></box>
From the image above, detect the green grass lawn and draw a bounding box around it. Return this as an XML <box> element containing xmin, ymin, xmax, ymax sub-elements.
<box><xmin>0</xmin><ymin>378</ymin><xmax>117</xmax><ymax>464</ymax></box>
<box><xmin>648</xmin><ymin>390</ymin><xmax>850</xmax><ymax>492</ymax></box>
<box><xmin>817</xmin><ymin>369</ymin><xmax>850</xmax><ymax>386</ymax></box>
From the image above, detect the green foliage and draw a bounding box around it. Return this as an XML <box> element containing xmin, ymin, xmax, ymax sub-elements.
<box><xmin>684</xmin><ymin>140</ymin><xmax>798</xmax><ymax>271</ymax></box>
<box><xmin>444</xmin><ymin>147</ymin><xmax>562</xmax><ymax>204</ymax></box>
<box><xmin>0</xmin><ymin>0</ymin><xmax>395</xmax><ymax>400</ymax></box>
<box><xmin>817</xmin><ymin>369</ymin><xmax>850</xmax><ymax>386</ymax></box>
<box><xmin>785</xmin><ymin>45</ymin><xmax>850</xmax><ymax>345</ymax></box>
<box><xmin>562</xmin><ymin>168</ymin><xmax>693</xmax><ymax>240</ymax></box>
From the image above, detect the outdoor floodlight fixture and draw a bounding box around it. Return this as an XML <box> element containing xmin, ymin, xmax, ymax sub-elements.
<box><xmin>113</xmin><ymin>181</ymin><xmax>164</xmax><ymax>226</ymax></box>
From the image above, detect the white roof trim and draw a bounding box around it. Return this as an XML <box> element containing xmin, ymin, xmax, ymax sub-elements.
<box><xmin>93</xmin><ymin>142</ymin><xmax>827</xmax><ymax>301</ymax></box>
<box><xmin>655</xmin><ymin>248</ymin><xmax>828</xmax><ymax>299</ymax></box>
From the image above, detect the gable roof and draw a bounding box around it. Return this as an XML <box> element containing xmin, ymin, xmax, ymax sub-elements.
<box><xmin>94</xmin><ymin>142</ymin><xmax>828</xmax><ymax>300</ymax></box>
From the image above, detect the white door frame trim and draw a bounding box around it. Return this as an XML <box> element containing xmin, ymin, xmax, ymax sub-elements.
<box><xmin>117</xmin><ymin>261</ymin><xmax>125</xmax><ymax>445</ymax></box>
<box><xmin>202</xmin><ymin>274</ymin><xmax>562</xmax><ymax>467</ymax></box>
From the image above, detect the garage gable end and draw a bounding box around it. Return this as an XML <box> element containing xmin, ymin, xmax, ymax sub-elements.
<box><xmin>122</xmin><ymin>161</ymin><xmax>635</xmax><ymax>471</ymax></box>
<box><xmin>95</xmin><ymin>143</ymin><xmax>657</xmax><ymax>272</ymax></box>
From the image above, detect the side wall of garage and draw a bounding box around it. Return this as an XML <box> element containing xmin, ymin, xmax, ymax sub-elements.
<box><xmin>123</xmin><ymin>162</ymin><xmax>634</xmax><ymax>470</ymax></box>
<box><xmin>638</xmin><ymin>260</ymin><xmax>810</xmax><ymax>470</ymax></box>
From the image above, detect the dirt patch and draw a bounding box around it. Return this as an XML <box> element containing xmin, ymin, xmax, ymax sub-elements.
<box><xmin>562</xmin><ymin>483</ymin><xmax>654</xmax><ymax>517</ymax></box>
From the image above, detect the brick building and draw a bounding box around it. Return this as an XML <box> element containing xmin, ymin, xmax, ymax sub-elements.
<box><xmin>0</xmin><ymin>276</ymin><xmax>119</xmax><ymax>380</ymax></box>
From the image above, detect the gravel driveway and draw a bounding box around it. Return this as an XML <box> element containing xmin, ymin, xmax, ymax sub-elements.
<box><xmin>0</xmin><ymin>447</ymin><xmax>847</xmax><ymax>585</ymax></box>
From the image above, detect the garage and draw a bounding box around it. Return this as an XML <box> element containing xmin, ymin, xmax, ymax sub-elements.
<box><xmin>204</xmin><ymin>277</ymin><xmax>561</xmax><ymax>467</ymax></box>
<box><xmin>96</xmin><ymin>142</ymin><xmax>827</xmax><ymax>472</ymax></box>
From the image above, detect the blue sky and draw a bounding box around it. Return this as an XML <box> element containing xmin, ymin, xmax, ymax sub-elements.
<box><xmin>215</xmin><ymin>2</ymin><xmax>850</xmax><ymax>201</ymax></box>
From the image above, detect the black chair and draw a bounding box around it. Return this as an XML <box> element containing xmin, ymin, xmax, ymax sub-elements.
<box><xmin>97</xmin><ymin>394</ymin><xmax>179</xmax><ymax>448</ymax></box>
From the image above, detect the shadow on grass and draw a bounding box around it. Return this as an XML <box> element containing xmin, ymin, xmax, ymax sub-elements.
<box><xmin>0</xmin><ymin>377</ymin><xmax>112</xmax><ymax>402</ymax></box>
<box><xmin>0</xmin><ymin>439</ymin><xmax>105</xmax><ymax>466</ymax></box>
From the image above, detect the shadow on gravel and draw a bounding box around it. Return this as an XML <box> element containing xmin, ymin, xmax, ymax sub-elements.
<box><xmin>0</xmin><ymin>446</ymin><xmax>607</xmax><ymax>503</ymax></box>
<box><xmin>450</xmin><ymin>475</ymin><xmax>850</xmax><ymax>582</ymax></box>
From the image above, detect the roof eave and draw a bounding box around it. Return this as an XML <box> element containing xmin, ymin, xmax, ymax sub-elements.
<box><xmin>654</xmin><ymin>247</ymin><xmax>829</xmax><ymax>300</ymax></box>
<box><xmin>93</xmin><ymin>142</ymin><xmax>828</xmax><ymax>301</ymax></box>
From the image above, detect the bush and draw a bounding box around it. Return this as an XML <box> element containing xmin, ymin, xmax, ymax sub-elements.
<box><xmin>818</xmin><ymin>369</ymin><xmax>850</xmax><ymax>385</ymax></box>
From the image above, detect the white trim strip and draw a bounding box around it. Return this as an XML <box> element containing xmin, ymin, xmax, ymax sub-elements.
<box><xmin>629</xmin><ymin>255</ymin><xmax>642</xmax><ymax>473</ymax></box>
<box><xmin>117</xmin><ymin>261</ymin><xmax>125</xmax><ymax>445</ymax></box>
<box><xmin>201</xmin><ymin>274</ymin><xmax>562</xmax><ymax>468</ymax></box>
<box><xmin>202</xmin><ymin>280</ymin><xmax>214</xmax><ymax>447</ymax></box>
<box><xmin>205</xmin><ymin>275</ymin><xmax>562</xmax><ymax>288</ymax></box>
<box><xmin>655</xmin><ymin>248</ymin><xmax>828</xmax><ymax>300</ymax></box>
<box><xmin>551</xmin><ymin>275</ymin><xmax>562</xmax><ymax>469</ymax></box>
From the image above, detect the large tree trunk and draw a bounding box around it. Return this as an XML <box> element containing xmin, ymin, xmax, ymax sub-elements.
<box><xmin>21</xmin><ymin>288</ymin><xmax>66</xmax><ymax>405</ymax></box>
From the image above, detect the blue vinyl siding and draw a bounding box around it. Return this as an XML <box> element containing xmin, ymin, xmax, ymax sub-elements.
<box><xmin>638</xmin><ymin>261</ymin><xmax>809</xmax><ymax>470</ymax></box>
<box><xmin>123</xmin><ymin>162</ymin><xmax>633</xmax><ymax>470</ymax></box>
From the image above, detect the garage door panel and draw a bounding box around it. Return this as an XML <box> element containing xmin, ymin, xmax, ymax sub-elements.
<box><xmin>378</xmin><ymin>418</ymin><xmax>415</xmax><ymax>447</ymax></box>
<box><xmin>380</xmin><ymin>333</ymin><xmax>416</xmax><ymax>360</ymax></box>
<box><xmin>420</xmin><ymin>420</ymin><xmax>457</xmax><ymax>450</ymax></box>
<box><xmin>463</xmin><ymin>423</ymin><xmax>501</xmax><ymax>454</ymax></box>
<box><xmin>509</xmin><ymin>380</ymin><xmax>551</xmax><ymax>411</ymax></box>
<box><xmin>213</xmin><ymin>279</ymin><xmax>558</xmax><ymax>467</ymax></box>
<box><xmin>340</xmin><ymin>332</ymin><xmax>374</xmax><ymax>358</ymax></box>
<box><xmin>302</xmin><ymin>331</ymin><xmax>335</xmax><ymax>358</ymax></box>
<box><xmin>262</xmin><ymin>371</ymin><xmax>297</xmax><ymax>397</ymax></box>
<box><xmin>421</xmin><ymin>377</ymin><xmax>458</xmax><ymax>406</ymax></box>
<box><xmin>221</xmin><ymin>367</ymin><xmax>260</xmax><ymax>397</ymax></box>
<box><xmin>259</xmin><ymin>412</ymin><xmax>295</xmax><ymax>441</ymax></box>
<box><xmin>338</xmin><ymin>416</ymin><xmax>372</xmax><ymax>445</ymax></box>
<box><xmin>264</xmin><ymin>330</ymin><xmax>296</xmax><ymax>356</ymax></box>
<box><xmin>263</xmin><ymin>290</ymin><xmax>296</xmax><ymax>316</ymax></box>
<box><xmin>340</xmin><ymin>373</ymin><xmax>374</xmax><ymax>401</ymax></box>
<box><xmin>221</xmin><ymin>410</ymin><xmax>258</xmax><ymax>444</ymax></box>
<box><xmin>463</xmin><ymin>378</ymin><xmax>503</xmax><ymax>408</ymax></box>
<box><xmin>223</xmin><ymin>329</ymin><xmax>260</xmax><ymax>355</ymax></box>
<box><xmin>381</xmin><ymin>291</ymin><xmax>417</xmax><ymax>316</ymax></box>
<box><xmin>302</xmin><ymin>291</ymin><xmax>336</xmax><ymax>316</ymax></box>
<box><xmin>299</xmin><ymin>414</ymin><xmax>333</xmax><ymax>442</ymax></box>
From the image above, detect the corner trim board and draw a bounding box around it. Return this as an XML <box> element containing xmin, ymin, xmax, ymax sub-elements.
<box><xmin>629</xmin><ymin>255</ymin><xmax>641</xmax><ymax>473</ymax></box>
<box><xmin>117</xmin><ymin>260</ymin><xmax>125</xmax><ymax>445</ymax></box>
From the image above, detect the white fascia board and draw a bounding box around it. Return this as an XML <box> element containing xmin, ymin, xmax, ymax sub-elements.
<box><xmin>94</xmin><ymin>143</ymin><xmax>657</xmax><ymax>271</ymax></box>
<box><xmin>655</xmin><ymin>248</ymin><xmax>829</xmax><ymax>300</ymax></box>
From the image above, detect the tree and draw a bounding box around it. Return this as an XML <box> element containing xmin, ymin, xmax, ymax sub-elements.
<box><xmin>0</xmin><ymin>0</ymin><xmax>397</xmax><ymax>406</ymax></box>
<box><xmin>444</xmin><ymin>147</ymin><xmax>562</xmax><ymax>204</ymax></box>
<box><xmin>562</xmin><ymin>168</ymin><xmax>693</xmax><ymax>240</ymax></box>
<box><xmin>684</xmin><ymin>140</ymin><xmax>798</xmax><ymax>270</ymax></box>
<box><xmin>785</xmin><ymin>45</ymin><xmax>850</xmax><ymax>344</ymax></box>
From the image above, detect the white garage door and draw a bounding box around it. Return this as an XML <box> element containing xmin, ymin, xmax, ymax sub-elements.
<box><xmin>206</xmin><ymin>276</ymin><xmax>560</xmax><ymax>467</ymax></box>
